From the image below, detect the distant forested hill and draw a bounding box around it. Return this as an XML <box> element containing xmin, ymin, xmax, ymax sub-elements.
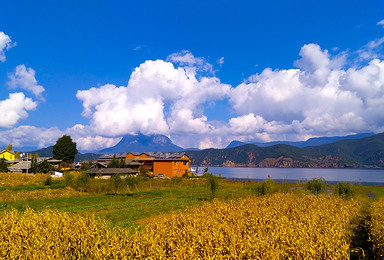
<box><xmin>188</xmin><ymin>133</ymin><xmax>384</xmax><ymax>168</ymax></box>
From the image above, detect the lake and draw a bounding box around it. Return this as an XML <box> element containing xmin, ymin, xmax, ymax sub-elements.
<box><xmin>191</xmin><ymin>167</ymin><xmax>384</xmax><ymax>185</ymax></box>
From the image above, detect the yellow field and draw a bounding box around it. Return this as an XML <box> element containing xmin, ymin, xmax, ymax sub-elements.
<box><xmin>0</xmin><ymin>187</ymin><xmax>85</xmax><ymax>203</ymax></box>
<box><xmin>369</xmin><ymin>198</ymin><xmax>384</xmax><ymax>258</ymax></box>
<box><xmin>0</xmin><ymin>173</ymin><xmax>48</xmax><ymax>186</ymax></box>
<box><xmin>0</xmin><ymin>193</ymin><xmax>360</xmax><ymax>259</ymax></box>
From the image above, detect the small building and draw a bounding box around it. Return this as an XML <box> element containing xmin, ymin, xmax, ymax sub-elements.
<box><xmin>0</xmin><ymin>149</ymin><xmax>15</xmax><ymax>161</ymax></box>
<box><xmin>126</xmin><ymin>152</ymin><xmax>190</xmax><ymax>178</ymax></box>
<box><xmin>7</xmin><ymin>157</ymin><xmax>62</xmax><ymax>173</ymax></box>
<box><xmin>87</xmin><ymin>168</ymin><xmax>138</xmax><ymax>178</ymax></box>
<box><xmin>8</xmin><ymin>161</ymin><xmax>31</xmax><ymax>173</ymax></box>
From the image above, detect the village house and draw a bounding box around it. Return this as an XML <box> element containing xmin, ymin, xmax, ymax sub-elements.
<box><xmin>7</xmin><ymin>157</ymin><xmax>62</xmax><ymax>173</ymax></box>
<box><xmin>93</xmin><ymin>152</ymin><xmax>191</xmax><ymax>178</ymax></box>
<box><xmin>126</xmin><ymin>152</ymin><xmax>191</xmax><ymax>178</ymax></box>
<box><xmin>0</xmin><ymin>149</ymin><xmax>15</xmax><ymax>162</ymax></box>
<box><xmin>87</xmin><ymin>156</ymin><xmax>143</xmax><ymax>178</ymax></box>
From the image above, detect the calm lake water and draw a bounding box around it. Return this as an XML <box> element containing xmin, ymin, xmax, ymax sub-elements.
<box><xmin>191</xmin><ymin>167</ymin><xmax>384</xmax><ymax>185</ymax></box>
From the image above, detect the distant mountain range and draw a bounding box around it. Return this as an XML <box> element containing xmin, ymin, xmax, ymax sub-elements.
<box><xmin>188</xmin><ymin>133</ymin><xmax>384</xmax><ymax>168</ymax></box>
<box><xmin>26</xmin><ymin>132</ymin><xmax>384</xmax><ymax>167</ymax></box>
<box><xmin>226</xmin><ymin>133</ymin><xmax>375</xmax><ymax>148</ymax></box>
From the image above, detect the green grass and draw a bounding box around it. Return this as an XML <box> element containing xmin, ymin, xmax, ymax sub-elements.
<box><xmin>1</xmin><ymin>177</ymin><xmax>384</xmax><ymax>231</ymax></box>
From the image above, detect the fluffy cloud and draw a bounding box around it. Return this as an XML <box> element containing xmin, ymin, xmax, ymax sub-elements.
<box><xmin>227</xmin><ymin>43</ymin><xmax>384</xmax><ymax>145</ymax></box>
<box><xmin>0</xmin><ymin>125</ymin><xmax>62</xmax><ymax>149</ymax></box>
<box><xmin>73</xmin><ymin>44</ymin><xmax>384</xmax><ymax>150</ymax></box>
<box><xmin>7</xmin><ymin>65</ymin><xmax>45</xmax><ymax>100</ymax></box>
<box><xmin>76</xmin><ymin>57</ymin><xmax>231</xmax><ymax>140</ymax></box>
<box><xmin>0</xmin><ymin>93</ymin><xmax>37</xmax><ymax>128</ymax></box>
<box><xmin>65</xmin><ymin>124</ymin><xmax>122</xmax><ymax>151</ymax></box>
<box><xmin>166</xmin><ymin>50</ymin><xmax>214</xmax><ymax>74</ymax></box>
<box><xmin>0</xmin><ymin>31</ymin><xmax>15</xmax><ymax>62</ymax></box>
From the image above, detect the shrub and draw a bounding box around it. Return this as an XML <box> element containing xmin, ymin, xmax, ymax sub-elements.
<box><xmin>252</xmin><ymin>176</ymin><xmax>277</xmax><ymax>195</ymax></box>
<box><xmin>206</xmin><ymin>173</ymin><xmax>218</xmax><ymax>197</ymax></box>
<box><xmin>109</xmin><ymin>174</ymin><xmax>124</xmax><ymax>194</ymax></box>
<box><xmin>43</xmin><ymin>175</ymin><xmax>52</xmax><ymax>186</ymax></box>
<box><xmin>170</xmin><ymin>176</ymin><xmax>182</xmax><ymax>186</ymax></box>
<box><xmin>76</xmin><ymin>172</ymin><xmax>90</xmax><ymax>192</ymax></box>
<box><xmin>125</xmin><ymin>175</ymin><xmax>139</xmax><ymax>191</ymax></box>
<box><xmin>306</xmin><ymin>178</ymin><xmax>325</xmax><ymax>195</ymax></box>
<box><xmin>63</xmin><ymin>172</ymin><xmax>74</xmax><ymax>187</ymax></box>
<box><xmin>333</xmin><ymin>181</ymin><xmax>355</xmax><ymax>199</ymax></box>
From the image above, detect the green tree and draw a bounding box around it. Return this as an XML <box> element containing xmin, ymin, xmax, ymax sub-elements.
<box><xmin>0</xmin><ymin>159</ymin><xmax>8</xmax><ymax>173</ymax></box>
<box><xmin>118</xmin><ymin>158</ymin><xmax>126</xmax><ymax>168</ymax></box>
<box><xmin>53</xmin><ymin>135</ymin><xmax>78</xmax><ymax>163</ymax></box>
<box><xmin>4</xmin><ymin>144</ymin><xmax>12</xmax><ymax>151</ymax></box>
<box><xmin>35</xmin><ymin>160</ymin><xmax>55</xmax><ymax>174</ymax></box>
<box><xmin>30</xmin><ymin>154</ymin><xmax>38</xmax><ymax>174</ymax></box>
<box><xmin>107</xmin><ymin>155</ymin><xmax>119</xmax><ymax>168</ymax></box>
<box><xmin>15</xmin><ymin>151</ymin><xmax>21</xmax><ymax>159</ymax></box>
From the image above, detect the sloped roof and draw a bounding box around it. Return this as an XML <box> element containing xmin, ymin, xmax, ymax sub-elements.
<box><xmin>99</xmin><ymin>153</ymin><xmax>128</xmax><ymax>160</ymax></box>
<box><xmin>8</xmin><ymin>161</ymin><xmax>31</xmax><ymax>171</ymax></box>
<box><xmin>87</xmin><ymin>168</ymin><xmax>138</xmax><ymax>175</ymax></box>
<box><xmin>0</xmin><ymin>149</ymin><xmax>15</xmax><ymax>155</ymax></box>
<box><xmin>145</xmin><ymin>152</ymin><xmax>188</xmax><ymax>160</ymax></box>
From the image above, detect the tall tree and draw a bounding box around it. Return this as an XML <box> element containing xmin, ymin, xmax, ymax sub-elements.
<box><xmin>107</xmin><ymin>155</ymin><xmax>119</xmax><ymax>168</ymax></box>
<box><xmin>53</xmin><ymin>135</ymin><xmax>78</xmax><ymax>163</ymax></box>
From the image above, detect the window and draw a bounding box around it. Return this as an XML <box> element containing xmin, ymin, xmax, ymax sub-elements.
<box><xmin>183</xmin><ymin>161</ymin><xmax>187</xmax><ymax>165</ymax></box>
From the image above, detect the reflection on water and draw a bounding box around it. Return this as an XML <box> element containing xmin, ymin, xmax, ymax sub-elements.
<box><xmin>190</xmin><ymin>167</ymin><xmax>384</xmax><ymax>185</ymax></box>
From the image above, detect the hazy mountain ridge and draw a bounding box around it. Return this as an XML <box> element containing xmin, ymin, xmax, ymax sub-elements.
<box><xmin>226</xmin><ymin>133</ymin><xmax>374</xmax><ymax>148</ymax></box>
<box><xmin>27</xmin><ymin>132</ymin><xmax>384</xmax><ymax>167</ymax></box>
<box><xmin>189</xmin><ymin>133</ymin><xmax>384</xmax><ymax>168</ymax></box>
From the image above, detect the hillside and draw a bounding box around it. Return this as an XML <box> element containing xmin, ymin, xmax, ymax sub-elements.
<box><xmin>226</xmin><ymin>133</ymin><xmax>374</xmax><ymax>148</ymax></box>
<box><xmin>189</xmin><ymin>132</ymin><xmax>384</xmax><ymax>168</ymax></box>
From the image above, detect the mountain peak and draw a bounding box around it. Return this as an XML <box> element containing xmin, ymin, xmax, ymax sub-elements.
<box><xmin>99</xmin><ymin>134</ymin><xmax>183</xmax><ymax>154</ymax></box>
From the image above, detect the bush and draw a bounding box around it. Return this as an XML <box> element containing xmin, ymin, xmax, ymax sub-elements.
<box><xmin>206</xmin><ymin>173</ymin><xmax>219</xmax><ymax>197</ymax></box>
<box><xmin>252</xmin><ymin>176</ymin><xmax>277</xmax><ymax>195</ymax></box>
<box><xmin>43</xmin><ymin>175</ymin><xmax>52</xmax><ymax>186</ymax></box>
<box><xmin>109</xmin><ymin>174</ymin><xmax>125</xmax><ymax>194</ymax></box>
<box><xmin>333</xmin><ymin>182</ymin><xmax>355</xmax><ymax>199</ymax></box>
<box><xmin>125</xmin><ymin>175</ymin><xmax>139</xmax><ymax>191</ymax></box>
<box><xmin>306</xmin><ymin>178</ymin><xmax>325</xmax><ymax>196</ymax></box>
<box><xmin>76</xmin><ymin>172</ymin><xmax>90</xmax><ymax>192</ymax></box>
<box><xmin>170</xmin><ymin>176</ymin><xmax>182</xmax><ymax>186</ymax></box>
<box><xmin>63</xmin><ymin>172</ymin><xmax>74</xmax><ymax>187</ymax></box>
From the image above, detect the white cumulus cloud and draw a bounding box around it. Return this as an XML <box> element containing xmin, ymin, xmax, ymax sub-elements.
<box><xmin>7</xmin><ymin>65</ymin><xmax>45</xmax><ymax>100</ymax></box>
<box><xmin>72</xmin><ymin>43</ymin><xmax>384</xmax><ymax>150</ymax></box>
<box><xmin>0</xmin><ymin>125</ymin><xmax>62</xmax><ymax>149</ymax></box>
<box><xmin>76</xmin><ymin>56</ymin><xmax>230</xmax><ymax>140</ymax></box>
<box><xmin>0</xmin><ymin>31</ymin><xmax>16</xmax><ymax>62</ymax></box>
<box><xmin>0</xmin><ymin>93</ymin><xmax>37</xmax><ymax>128</ymax></box>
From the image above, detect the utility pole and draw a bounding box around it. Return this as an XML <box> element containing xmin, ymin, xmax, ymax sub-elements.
<box><xmin>26</xmin><ymin>152</ymin><xmax>28</xmax><ymax>174</ymax></box>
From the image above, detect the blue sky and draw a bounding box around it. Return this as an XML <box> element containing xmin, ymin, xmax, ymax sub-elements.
<box><xmin>1</xmin><ymin>0</ymin><xmax>384</xmax><ymax>151</ymax></box>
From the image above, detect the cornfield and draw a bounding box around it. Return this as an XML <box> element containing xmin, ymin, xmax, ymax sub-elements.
<box><xmin>131</xmin><ymin>193</ymin><xmax>360</xmax><ymax>259</ymax></box>
<box><xmin>0</xmin><ymin>186</ymin><xmax>85</xmax><ymax>203</ymax></box>
<box><xmin>0</xmin><ymin>208</ymin><xmax>131</xmax><ymax>259</ymax></box>
<box><xmin>0</xmin><ymin>193</ymin><xmax>360</xmax><ymax>259</ymax></box>
<box><xmin>0</xmin><ymin>173</ymin><xmax>48</xmax><ymax>186</ymax></box>
<box><xmin>369</xmin><ymin>198</ymin><xmax>384</xmax><ymax>258</ymax></box>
